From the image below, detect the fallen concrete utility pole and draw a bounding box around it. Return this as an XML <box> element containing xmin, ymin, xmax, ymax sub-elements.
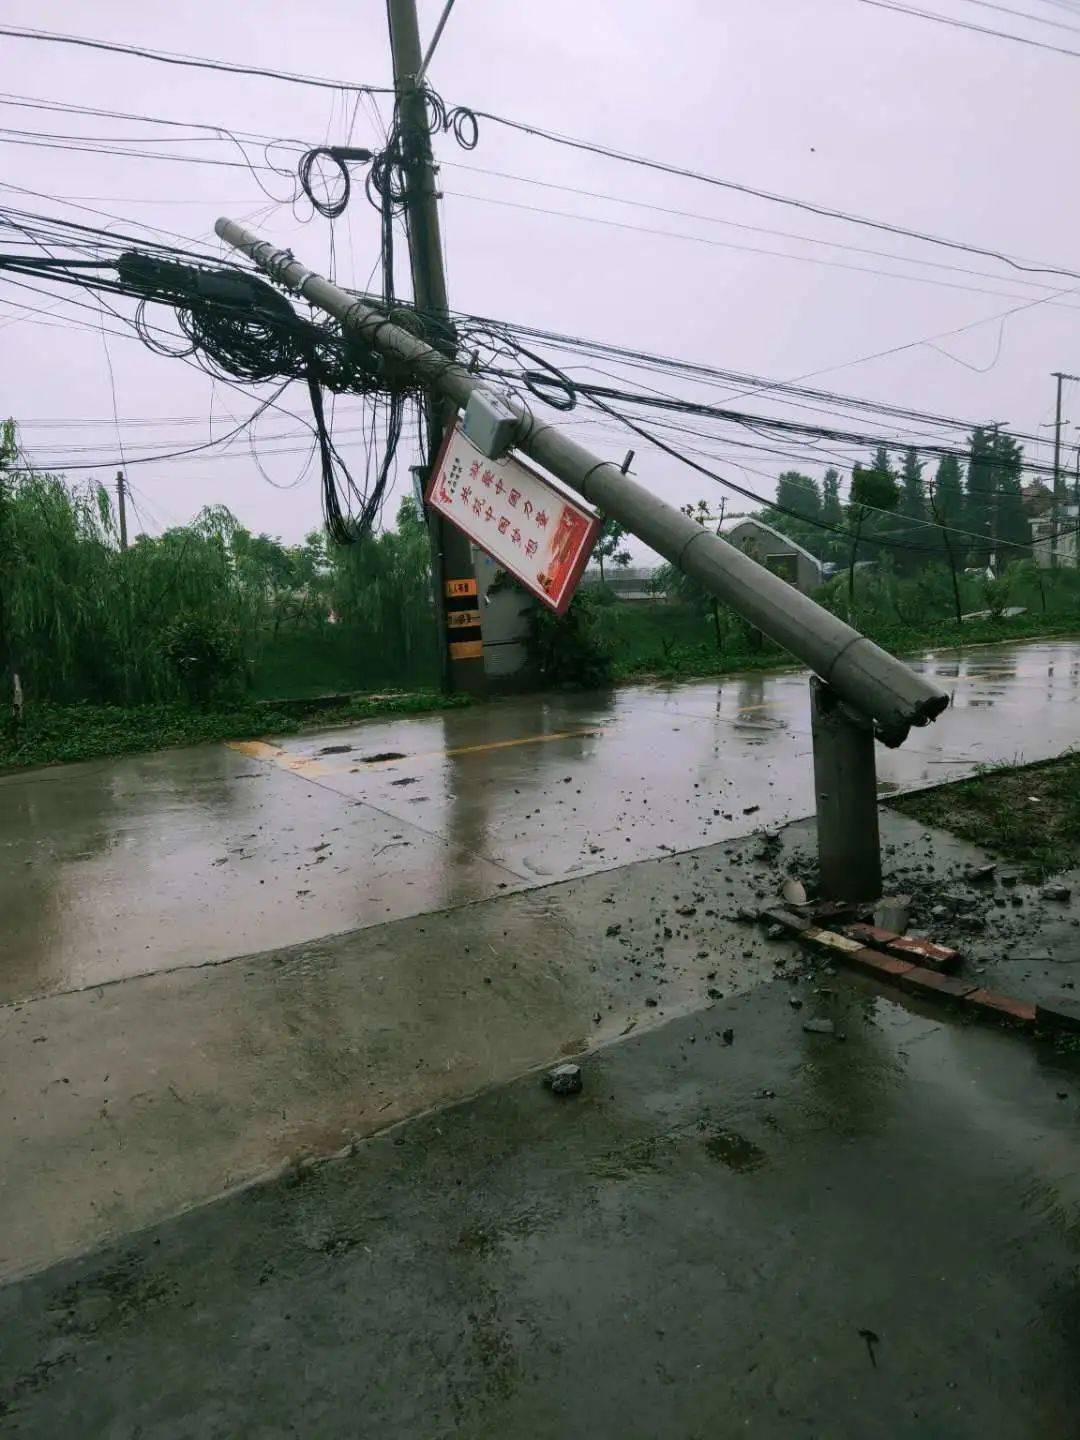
<box><xmin>215</xmin><ymin>216</ymin><xmax>949</xmax><ymax>899</ymax></box>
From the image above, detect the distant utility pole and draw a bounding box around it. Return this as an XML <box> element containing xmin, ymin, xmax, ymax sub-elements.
<box><xmin>387</xmin><ymin>0</ymin><xmax>485</xmax><ymax>696</ymax></box>
<box><xmin>1051</xmin><ymin>372</ymin><xmax>1080</xmax><ymax>569</ymax></box>
<box><xmin>115</xmin><ymin>469</ymin><xmax>128</xmax><ymax>551</ymax></box>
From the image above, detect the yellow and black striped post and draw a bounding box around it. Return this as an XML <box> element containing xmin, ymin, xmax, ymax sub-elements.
<box><xmin>443</xmin><ymin>570</ymin><xmax>486</xmax><ymax>693</ymax></box>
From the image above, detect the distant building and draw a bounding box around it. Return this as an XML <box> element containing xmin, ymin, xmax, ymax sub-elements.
<box><xmin>719</xmin><ymin>517</ymin><xmax>824</xmax><ymax>594</ymax></box>
<box><xmin>1032</xmin><ymin>505</ymin><xmax>1080</xmax><ymax>569</ymax></box>
<box><xmin>582</xmin><ymin>564</ymin><xmax>659</xmax><ymax>600</ymax></box>
<box><xmin>1021</xmin><ymin>482</ymin><xmax>1054</xmax><ymax>518</ymax></box>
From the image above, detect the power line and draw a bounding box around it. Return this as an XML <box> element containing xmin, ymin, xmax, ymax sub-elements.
<box><xmin>857</xmin><ymin>0</ymin><xmax>1080</xmax><ymax>59</ymax></box>
<box><xmin>445</xmin><ymin>188</ymin><xmax>1080</xmax><ymax>311</ymax></box>
<box><xmin>955</xmin><ymin>0</ymin><xmax>1080</xmax><ymax>34</ymax></box>
<box><xmin>0</xmin><ymin>25</ymin><xmax>392</xmax><ymax>95</ymax></box>
<box><xmin>5</xmin><ymin>37</ymin><xmax>1078</xmax><ymax>285</ymax></box>
<box><xmin>464</xmin><ymin>103</ymin><xmax>1080</xmax><ymax>284</ymax></box>
<box><xmin>444</xmin><ymin>159</ymin><xmax>1079</xmax><ymax>296</ymax></box>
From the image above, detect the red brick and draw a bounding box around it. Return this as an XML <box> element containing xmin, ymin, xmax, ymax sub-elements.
<box><xmin>845</xmin><ymin>923</ymin><xmax>959</xmax><ymax>973</ymax></box>
<box><xmin>801</xmin><ymin>928</ymin><xmax>865</xmax><ymax>957</ymax></box>
<box><xmin>845</xmin><ymin>947</ymin><xmax>915</xmax><ymax>981</ymax></box>
<box><xmin>846</xmin><ymin>923</ymin><xmax>899</xmax><ymax>947</ymax></box>
<box><xmin>897</xmin><ymin>967</ymin><xmax>978</xmax><ymax>1003</ymax></box>
<box><xmin>886</xmin><ymin>936</ymin><xmax>961</xmax><ymax>974</ymax></box>
<box><xmin>963</xmin><ymin>988</ymin><xmax>1036</xmax><ymax>1029</ymax></box>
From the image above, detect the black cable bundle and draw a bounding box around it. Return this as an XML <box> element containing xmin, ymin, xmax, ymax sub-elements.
<box><xmin>116</xmin><ymin>251</ymin><xmax>415</xmax><ymax>542</ymax></box>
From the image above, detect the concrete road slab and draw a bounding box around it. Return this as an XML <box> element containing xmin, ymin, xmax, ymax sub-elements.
<box><xmin>2</xmin><ymin>639</ymin><xmax>1077</xmax><ymax>1003</ymax></box>
<box><xmin>0</xmin><ymin>742</ymin><xmax>522</xmax><ymax>1003</ymax></box>
<box><xmin>2</xmin><ymin>970</ymin><xmax>1077</xmax><ymax>1438</ymax></box>
<box><xmin>0</xmin><ymin>826</ymin><xmax>808</xmax><ymax>1282</ymax></box>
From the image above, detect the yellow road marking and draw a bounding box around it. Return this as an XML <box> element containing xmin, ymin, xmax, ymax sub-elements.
<box><xmin>228</xmin><ymin>739</ymin><xmax>283</xmax><ymax>760</ymax></box>
<box><xmin>228</xmin><ymin>727</ymin><xmax>608</xmax><ymax>775</ymax></box>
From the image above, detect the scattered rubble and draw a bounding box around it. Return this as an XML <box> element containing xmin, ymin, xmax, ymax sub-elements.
<box><xmin>802</xmin><ymin>1018</ymin><xmax>836</xmax><ymax>1036</ymax></box>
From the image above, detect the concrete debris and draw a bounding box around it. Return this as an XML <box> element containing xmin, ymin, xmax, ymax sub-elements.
<box><xmin>966</xmin><ymin>864</ymin><xmax>997</xmax><ymax>884</ymax></box>
<box><xmin>782</xmin><ymin>877</ymin><xmax>807</xmax><ymax>906</ymax></box>
<box><xmin>765</xmin><ymin>924</ymin><xmax>785</xmax><ymax>941</ymax></box>
<box><xmin>722</xmin><ymin>1028</ymin><xmax>735</xmax><ymax>1045</ymax></box>
<box><xmin>544</xmin><ymin>1063</ymin><xmax>583</xmax><ymax>1096</ymax></box>
<box><xmin>873</xmin><ymin>896</ymin><xmax>911</xmax><ymax>934</ymax></box>
<box><xmin>802</xmin><ymin>1018</ymin><xmax>836</xmax><ymax>1035</ymax></box>
<box><xmin>1041</xmin><ymin>884</ymin><xmax>1072</xmax><ymax>902</ymax></box>
<box><xmin>318</xmin><ymin>743</ymin><xmax>352</xmax><ymax>755</ymax></box>
<box><xmin>788</xmin><ymin>996</ymin><xmax>803</xmax><ymax>1010</ymax></box>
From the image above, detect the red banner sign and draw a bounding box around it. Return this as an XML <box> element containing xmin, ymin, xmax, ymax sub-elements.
<box><xmin>427</xmin><ymin>423</ymin><xmax>601</xmax><ymax>614</ymax></box>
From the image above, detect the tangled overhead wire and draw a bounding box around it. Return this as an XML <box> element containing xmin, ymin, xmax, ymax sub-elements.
<box><xmin>298</xmin><ymin>144</ymin><xmax>374</xmax><ymax>220</ymax></box>
<box><xmin>296</xmin><ymin>81</ymin><xmax>478</xmax><ymax>238</ymax></box>
<box><xmin>114</xmin><ymin>251</ymin><xmax>416</xmax><ymax>543</ymax></box>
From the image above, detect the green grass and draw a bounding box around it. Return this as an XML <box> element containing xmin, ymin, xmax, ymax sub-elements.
<box><xmin>0</xmin><ymin>691</ymin><xmax>471</xmax><ymax>773</ymax></box>
<box><xmin>892</xmin><ymin>752</ymin><xmax>1080</xmax><ymax>882</ymax></box>
<box><xmin>604</xmin><ymin>602</ymin><xmax>1080</xmax><ymax>683</ymax></box>
<box><xmin>250</xmin><ymin>627</ymin><xmax>438</xmax><ymax>701</ymax></box>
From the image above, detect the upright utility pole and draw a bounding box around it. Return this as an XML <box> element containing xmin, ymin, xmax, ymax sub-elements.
<box><xmin>1050</xmin><ymin>373</ymin><xmax>1080</xmax><ymax>569</ymax></box>
<box><xmin>386</xmin><ymin>0</ymin><xmax>485</xmax><ymax>695</ymax></box>
<box><xmin>1051</xmin><ymin>373</ymin><xmax>1064</xmax><ymax>569</ymax></box>
<box><xmin>115</xmin><ymin>470</ymin><xmax>128</xmax><ymax>552</ymax></box>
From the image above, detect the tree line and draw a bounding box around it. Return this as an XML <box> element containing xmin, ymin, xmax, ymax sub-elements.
<box><xmin>768</xmin><ymin>430</ymin><xmax>1034</xmax><ymax>569</ymax></box>
<box><xmin>0</xmin><ymin>423</ymin><xmax>437</xmax><ymax>711</ymax></box>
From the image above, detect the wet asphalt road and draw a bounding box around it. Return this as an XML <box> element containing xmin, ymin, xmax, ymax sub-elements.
<box><xmin>2</xmin><ymin>638</ymin><xmax>1080</xmax><ymax>1434</ymax></box>
<box><xmin>2</xmin><ymin>638</ymin><xmax>1078</xmax><ymax>1004</ymax></box>
<box><xmin>2</xmin><ymin>970</ymin><xmax>1078</xmax><ymax>1439</ymax></box>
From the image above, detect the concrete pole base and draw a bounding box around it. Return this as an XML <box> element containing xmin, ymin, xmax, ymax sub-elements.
<box><xmin>810</xmin><ymin>676</ymin><xmax>883</xmax><ymax>903</ymax></box>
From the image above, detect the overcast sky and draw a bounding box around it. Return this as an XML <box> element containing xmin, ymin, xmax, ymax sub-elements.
<box><xmin>2</xmin><ymin>0</ymin><xmax>1079</xmax><ymax>553</ymax></box>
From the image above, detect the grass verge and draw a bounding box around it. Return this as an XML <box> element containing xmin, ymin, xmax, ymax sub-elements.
<box><xmin>609</xmin><ymin>610</ymin><xmax>1080</xmax><ymax>683</ymax></box>
<box><xmin>0</xmin><ymin>691</ymin><xmax>471</xmax><ymax>773</ymax></box>
<box><xmin>891</xmin><ymin>752</ymin><xmax>1080</xmax><ymax>883</ymax></box>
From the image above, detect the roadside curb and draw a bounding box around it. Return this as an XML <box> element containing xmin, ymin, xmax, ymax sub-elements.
<box><xmin>760</xmin><ymin>909</ymin><xmax>1076</xmax><ymax>1038</ymax></box>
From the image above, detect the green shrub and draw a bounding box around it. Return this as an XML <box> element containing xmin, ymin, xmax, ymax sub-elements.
<box><xmin>528</xmin><ymin>587</ymin><xmax>615</xmax><ymax>687</ymax></box>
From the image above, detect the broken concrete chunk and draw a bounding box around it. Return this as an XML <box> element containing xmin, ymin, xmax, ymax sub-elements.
<box><xmin>544</xmin><ymin>1063</ymin><xmax>583</xmax><ymax>1096</ymax></box>
<box><xmin>802</xmin><ymin>1018</ymin><xmax>836</xmax><ymax>1035</ymax></box>
<box><xmin>966</xmin><ymin>864</ymin><xmax>997</xmax><ymax>884</ymax></box>
<box><xmin>873</xmin><ymin>896</ymin><xmax>911</xmax><ymax>934</ymax></box>
<box><xmin>782</xmin><ymin>877</ymin><xmax>807</xmax><ymax>907</ymax></box>
<box><xmin>1041</xmin><ymin>884</ymin><xmax>1072</xmax><ymax>902</ymax></box>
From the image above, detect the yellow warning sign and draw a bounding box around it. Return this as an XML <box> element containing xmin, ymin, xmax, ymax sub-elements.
<box><xmin>446</xmin><ymin>609</ymin><xmax>481</xmax><ymax>629</ymax></box>
<box><xmin>445</xmin><ymin>577</ymin><xmax>477</xmax><ymax>598</ymax></box>
<box><xmin>449</xmin><ymin>639</ymin><xmax>484</xmax><ymax>661</ymax></box>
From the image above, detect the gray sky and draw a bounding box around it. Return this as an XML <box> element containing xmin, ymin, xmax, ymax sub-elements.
<box><xmin>2</xmin><ymin>0</ymin><xmax>1079</xmax><ymax>553</ymax></box>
